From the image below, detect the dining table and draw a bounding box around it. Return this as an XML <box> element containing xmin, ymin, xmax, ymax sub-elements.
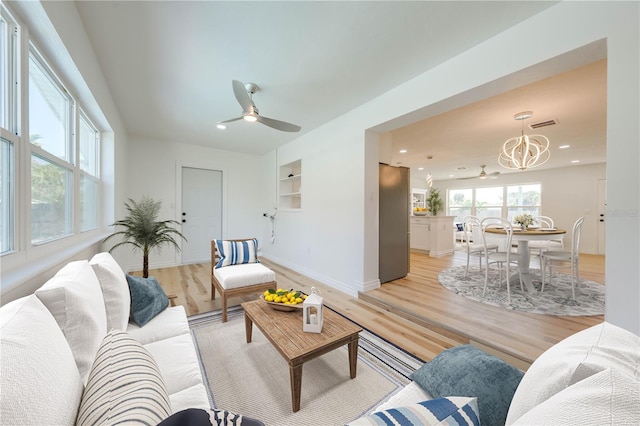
<box><xmin>485</xmin><ymin>227</ymin><xmax>567</xmax><ymax>293</ymax></box>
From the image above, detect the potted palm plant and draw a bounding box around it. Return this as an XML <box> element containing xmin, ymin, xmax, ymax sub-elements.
<box><xmin>426</xmin><ymin>187</ymin><xmax>444</xmax><ymax>216</ymax></box>
<box><xmin>103</xmin><ymin>196</ymin><xmax>186</xmax><ymax>278</ymax></box>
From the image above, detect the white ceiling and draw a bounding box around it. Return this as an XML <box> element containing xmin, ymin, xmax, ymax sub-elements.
<box><xmin>73</xmin><ymin>1</ymin><xmax>605</xmax><ymax>180</ymax></box>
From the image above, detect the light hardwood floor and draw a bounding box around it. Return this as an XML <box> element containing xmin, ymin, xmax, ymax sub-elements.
<box><xmin>146</xmin><ymin>249</ymin><xmax>604</xmax><ymax>369</ymax></box>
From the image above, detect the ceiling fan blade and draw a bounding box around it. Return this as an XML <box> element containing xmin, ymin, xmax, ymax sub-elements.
<box><xmin>488</xmin><ymin>171</ymin><xmax>501</xmax><ymax>178</ymax></box>
<box><xmin>456</xmin><ymin>175</ymin><xmax>479</xmax><ymax>180</ymax></box>
<box><xmin>218</xmin><ymin>116</ymin><xmax>243</xmax><ymax>124</ymax></box>
<box><xmin>256</xmin><ymin>115</ymin><xmax>301</xmax><ymax>132</ymax></box>
<box><xmin>232</xmin><ymin>80</ymin><xmax>253</xmax><ymax>112</ymax></box>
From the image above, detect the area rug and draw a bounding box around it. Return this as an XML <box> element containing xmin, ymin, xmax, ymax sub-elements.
<box><xmin>438</xmin><ymin>265</ymin><xmax>605</xmax><ymax>316</ymax></box>
<box><xmin>188</xmin><ymin>306</ymin><xmax>423</xmax><ymax>426</ymax></box>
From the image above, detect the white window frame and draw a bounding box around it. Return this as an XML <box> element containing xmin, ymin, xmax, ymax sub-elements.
<box><xmin>0</xmin><ymin>6</ymin><xmax>19</xmax><ymax>254</ymax></box>
<box><xmin>447</xmin><ymin>183</ymin><xmax>542</xmax><ymax>222</ymax></box>
<box><xmin>28</xmin><ymin>45</ymin><xmax>76</xmax><ymax>244</ymax></box>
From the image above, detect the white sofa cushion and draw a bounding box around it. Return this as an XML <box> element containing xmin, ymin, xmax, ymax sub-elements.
<box><xmin>143</xmin><ymin>333</ymin><xmax>205</xmax><ymax>396</ymax></box>
<box><xmin>512</xmin><ymin>367</ymin><xmax>640</xmax><ymax>425</ymax></box>
<box><xmin>506</xmin><ymin>321</ymin><xmax>640</xmax><ymax>424</ymax></box>
<box><xmin>76</xmin><ymin>330</ymin><xmax>172</xmax><ymax>426</ymax></box>
<box><xmin>35</xmin><ymin>260</ymin><xmax>107</xmax><ymax>384</ymax></box>
<box><xmin>169</xmin><ymin>383</ymin><xmax>212</xmax><ymax>413</ymax></box>
<box><xmin>127</xmin><ymin>305</ymin><xmax>190</xmax><ymax>345</ymax></box>
<box><xmin>90</xmin><ymin>252</ymin><xmax>131</xmax><ymax>331</ymax></box>
<box><xmin>0</xmin><ymin>296</ymin><xmax>84</xmax><ymax>426</ymax></box>
<box><xmin>213</xmin><ymin>262</ymin><xmax>275</xmax><ymax>290</ymax></box>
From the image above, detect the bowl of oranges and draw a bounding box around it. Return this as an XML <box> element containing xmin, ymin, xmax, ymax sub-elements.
<box><xmin>261</xmin><ymin>288</ymin><xmax>307</xmax><ymax>311</ymax></box>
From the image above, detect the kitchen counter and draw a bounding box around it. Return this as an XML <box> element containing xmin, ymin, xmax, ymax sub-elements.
<box><xmin>410</xmin><ymin>215</ymin><xmax>455</xmax><ymax>257</ymax></box>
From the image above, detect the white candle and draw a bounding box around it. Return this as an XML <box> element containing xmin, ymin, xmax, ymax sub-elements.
<box><xmin>310</xmin><ymin>314</ymin><xmax>317</xmax><ymax>325</ymax></box>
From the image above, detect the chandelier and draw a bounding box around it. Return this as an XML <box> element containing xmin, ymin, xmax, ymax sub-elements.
<box><xmin>498</xmin><ymin>111</ymin><xmax>550</xmax><ymax>170</ymax></box>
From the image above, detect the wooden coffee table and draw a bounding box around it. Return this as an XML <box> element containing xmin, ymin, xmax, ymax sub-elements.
<box><xmin>241</xmin><ymin>299</ymin><xmax>362</xmax><ymax>412</ymax></box>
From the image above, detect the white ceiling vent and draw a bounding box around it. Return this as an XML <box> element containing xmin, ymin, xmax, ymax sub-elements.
<box><xmin>529</xmin><ymin>119</ymin><xmax>558</xmax><ymax>129</ymax></box>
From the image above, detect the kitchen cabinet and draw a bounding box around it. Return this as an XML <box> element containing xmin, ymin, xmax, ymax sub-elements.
<box><xmin>410</xmin><ymin>215</ymin><xmax>455</xmax><ymax>257</ymax></box>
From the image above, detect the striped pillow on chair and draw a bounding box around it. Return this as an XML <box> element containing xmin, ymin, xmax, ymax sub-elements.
<box><xmin>215</xmin><ymin>239</ymin><xmax>259</xmax><ymax>269</ymax></box>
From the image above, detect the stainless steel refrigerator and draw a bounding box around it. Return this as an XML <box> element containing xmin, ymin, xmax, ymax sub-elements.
<box><xmin>379</xmin><ymin>163</ymin><xmax>410</xmax><ymax>283</ymax></box>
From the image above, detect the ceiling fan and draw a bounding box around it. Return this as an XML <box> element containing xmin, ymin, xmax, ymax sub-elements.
<box><xmin>217</xmin><ymin>80</ymin><xmax>301</xmax><ymax>132</ymax></box>
<box><xmin>457</xmin><ymin>165</ymin><xmax>500</xmax><ymax>180</ymax></box>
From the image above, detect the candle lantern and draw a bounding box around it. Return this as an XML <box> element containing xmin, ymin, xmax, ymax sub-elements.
<box><xmin>303</xmin><ymin>287</ymin><xmax>323</xmax><ymax>333</ymax></box>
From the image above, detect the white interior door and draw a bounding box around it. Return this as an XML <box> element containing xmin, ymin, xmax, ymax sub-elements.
<box><xmin>597</xmin><ymin>178</ymin><xmax>606</xmax><ymax>255</ymax></box>
<box><xmin>181</xmin><ymin>167</ymin><xmax>222</xmax><ymax>264</ymax></box>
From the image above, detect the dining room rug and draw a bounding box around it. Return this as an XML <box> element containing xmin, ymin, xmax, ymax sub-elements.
<box><xmin>188</xmin><ymin>306</ymin><xmax>423</xmax><ymax>426</ymax></box>
<box><xmin>438</xmin><ymin>265</ymin><xmax>605</xmax><ymax>316</ymax></box>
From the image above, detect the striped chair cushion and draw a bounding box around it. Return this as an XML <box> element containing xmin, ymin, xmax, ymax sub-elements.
<box><xmin>215</xmin><ymin>239</ymin><xmax>259</xmax><ymax>269</ymax></box>
<box><xmin>76</xmin><ymin>330</ymin><xmax>172</xmax><ymax>426</ymax></box>
<box><xmin>349</xmin><ymin>397</ymin><xmax>480</xmax><ymax>426</ymax></box>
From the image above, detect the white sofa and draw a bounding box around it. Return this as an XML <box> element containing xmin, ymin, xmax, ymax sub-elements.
<box><xmin>359</xmin><ymin>321</ymin><xmax>640</xmax><ymax>426</ymax></box>
<box><xmin>0</xmin><ymin>252</ymin><xmax>210</xmax><ymax>425</ymax></box>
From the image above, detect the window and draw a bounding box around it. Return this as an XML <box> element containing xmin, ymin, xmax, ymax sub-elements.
<box><xmin>447</xmin><ymin>184</ymin><xmax>542</xmax><ymax>223</ymax></box>
<box><xmin>475</xmin><ymin>186</ymin><xmax>503</xmax><ymax>220</ymax></box>
<box><xmin>29</xmin><ymin>48</ymin><xmax>75</xmax><ymax>244</ymax></box>
<box><xmin>448</xmin><ymin>189</ymin><xmax>472</xmax><ymax>222</ymax></box>
<box><xmin>31</xmin><ymin>154</ymin><xmax>72</xmax><ymax>243</ymax></box>
<box><xmin>79</xmin><ymin>112</ymin><xmax>99</xmax><ymax>231</ymax></box>
<box><xmin>0</xmin><ymin>138</ymin><xmax>14</xmax><ymax>253</ymax></box>
<box><xmin>507</xmin><ymin>184</ymin><xmax>541</xmax><ymax>220</ymax></box>
<box><xmin>1</xmin><ymin>6</ymin><xmax>18</xmax><ymax>254</ymax></box>
<box><xmin>29</xmin><ymin>51</ymin><xmax>73</xmax><ymax>162</ymax></box>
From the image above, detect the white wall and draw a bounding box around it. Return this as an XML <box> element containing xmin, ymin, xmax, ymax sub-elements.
<box><xmin>434</xmin><ymin>163</ymin><xmax>606</xmax><ymax>255</ymax></box>
<box><xmin>263</xmin><ymin>2</ymin><xmax>640</xmax><ymax>333</ymax></box>
<box><xmin>116</xmin><ymin>137</ymin><xmax>268</xmax><ymax>272</ymax></box>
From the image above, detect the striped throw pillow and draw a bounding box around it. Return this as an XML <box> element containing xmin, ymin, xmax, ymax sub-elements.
<box><xmin>348</xmin><ymin>397</ymin><xmax>480</xmax><ymax>426</ymax></box>
<box><xmin>76</xmin><ymin>330</ymin><xmax>172</xmax><ymax>426</ymax></box>
<box><xmin>215</xmin><ymin>239</ymin><xmax>259</xmax><ymax>269</ymax></box>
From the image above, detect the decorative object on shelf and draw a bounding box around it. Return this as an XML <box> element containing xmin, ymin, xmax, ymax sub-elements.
<box><xmin>303</xmin><ymin>287</ymin><xmax>323</xmax><ymax>333</ymax></box>
<box><xmin>499</xmin><ymin>111</ymin><xmax>550</xmax><ymax>170</ymax></box>
<box><xmin>103</xmin><ymin>196</ymin><xmax>186</xmax><ymax>278</ymax></box>
<box><xmin>426</xmin><ymin>187</ymin><xmax>444</xmax><ymax>216</ymax></box>
<box><xmin>514</xmin><ymin>214</ymin><xmax>535</xmax><ymax>230</ymax></box>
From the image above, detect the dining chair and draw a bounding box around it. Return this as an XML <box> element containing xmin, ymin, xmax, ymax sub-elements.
<box><xmin>527</xmin><ymin>216</ymin><xmax>564</xmax><ymax>259</ymax></box>
<box><xmin>462</xmin><ymin>215</ymin><xmax>498</xmax><ymax>277</ymax></box>
<box><xmin>541</xmin><ymin>216</ymin><xmax>585</xmax><ymax>300</ymax></box>
<box><xmin>480</xmin><ymin>217</ymin><xmax>523</xmax><ymax>303</ymax></box>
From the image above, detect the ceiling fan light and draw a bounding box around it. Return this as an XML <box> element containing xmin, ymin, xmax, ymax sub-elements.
<box><xmin>216</xmin><ymin>123</ymin><xmax>227</xmax><ymax>130</ymax></box>
<box><xmin>243</xmin><ymin>114</ymin><xmax>258</xmax><ymax>123</ymax></box>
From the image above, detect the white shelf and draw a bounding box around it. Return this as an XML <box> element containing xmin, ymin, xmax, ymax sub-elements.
<box><xmin>279</xmin><ymin>160</ymin><xmax>302</xmax><ymax>209</ymax></box>
<box><xmin>280</xmin><ymin>174</ymin><xmax>301</xmax><ymax>181</ymax></box>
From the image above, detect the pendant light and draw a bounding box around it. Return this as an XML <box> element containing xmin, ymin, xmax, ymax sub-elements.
<box><xmin>498</xmin><ymin>111</ymin><xmax>550</xmax><ymax>170</ymax></box>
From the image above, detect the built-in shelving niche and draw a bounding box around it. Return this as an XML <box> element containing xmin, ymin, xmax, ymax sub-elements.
<box><xmin>279</xmin><ymin>160</ymin><xmax>301</xmax><ymax>209</ymax></box>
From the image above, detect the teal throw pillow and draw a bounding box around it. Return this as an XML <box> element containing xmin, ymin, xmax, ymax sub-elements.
<box><xmin>410</xmin><ymin>345</ymin><xmax>524</xmax><ymax>426</ymax></box>
<box><xmin>348</xmin><ymin>397</ymin><xmax>479</xmax><ymax>426</ymax></box>
<box><xmin>126</xmin><ymin>274</ymin><xmax>169</xmax><ymax>327</ymax></box>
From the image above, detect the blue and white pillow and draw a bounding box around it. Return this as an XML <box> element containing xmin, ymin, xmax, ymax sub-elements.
<box><xmin>215</xmin><ymin>238</ymin><xmax>259</xmax><ymax>269</ymax></box>
<box><xmin>349</xmin><ymin>397</ymin><xmax>480</xmax><ymax>426</ymax></box>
